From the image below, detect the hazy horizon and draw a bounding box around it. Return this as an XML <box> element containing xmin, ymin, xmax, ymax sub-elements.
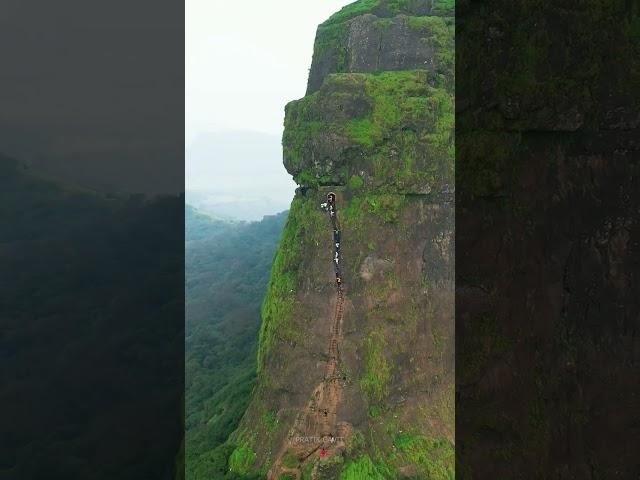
<box><xmin>186</xmin><ymin>0</ymin><xmax>353</xmax><ymax>220</ymax></box>
<box><xmin>0</xmin><ymin>0</ymin><xmax>184</xmax><ymax>195</ymax></box>
<box><xmin>186</xmin><ymin>0</ymin><xmax>352</xmax><ymax>141</ymax></box>
<box><xmin>185</xmin><ymin>130</ymin><xmax>295</xmax><ymax>221</ymax></box>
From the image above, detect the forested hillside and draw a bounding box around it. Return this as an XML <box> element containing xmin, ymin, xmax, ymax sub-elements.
<box><xmin>0</xmin><ymin>154</ymin><xmax>183</xmax><ymax>479</ymax></box>
<box><xmin>185</xmin><ymin>207</ymin><xmax>287</xmax><ymax>479</ymax></box>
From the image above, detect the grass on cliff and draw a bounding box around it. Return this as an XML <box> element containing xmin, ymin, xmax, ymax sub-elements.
<box><xmin>386</xmin><ymin>0</ymin><xmax>454</xmax><ymax>17</ymax></box>
<box><xmin>256</xmin><ymin>245</ymin><xmax>296</xmax><ymax>371</ymax></box>
<box><xmin>256</xmin><ymin>204</ymin><xmax>302</xmax><ymax>370</ymax></box>
<box><xmin>313</xmin><ymin>1</ymin><xmax>454</xmax><ymax>91</ymax></box>
<box><xmin>257</xmin><ymin>194</ymin><xmax>325</xmax><ymax>370</ymax></box>
<box><xmin>284</xmin><ymin>70</ymin><xmax>454</xmax><ymax>191</ymax></box>
<box><xmin>360</xmin><ymin>329</ymin><xmax>392</xmax><ymax>404</ymax></box>
<box><xmin>431</xmin><ymin>0</ymin><xmax>455</xmax><ymax>16</ymax></box>
<box><xmin>340</xmin><ymin>429</ymin><xmax>454</xmax><ymax>480</ymax></box>
<box><xmin>340</xmin><ymin>455</ymin><xmax>386</xmax><ymax>480</ymax></box>
<box><xmin>323</xmin><ymin>0</ymin><xmax>454</xmax><ymax>27</ymax></box>
<box><xmin>281</xmin><ymin>450</ymin><xmax>300</xmax><ymax>469</ymax></box>
<box><xmin>340</xmin><ymin>192</ymin><xmax>406</xmax><ymax>226</ymax></box>
<box><xmin>228</xmin><ymin>442</ymin><xmax>257</xmax><ymax>476</ymax></box>
<box><xmin>346</xmin><ymin>70</ymin><xmax>433</xmax><ymax>147</ymax></box>
<box><xmin>347</xmin><ymin>174</ymin><xmax>364</xmax><ymax>190</ymax></box>
<box><xmin>409</xmin><ymin>15</ymin><xmax>455</xmax><ymax>82</ymax></box>
<box><xmin>323</xmin><ymin>0</ymin><xmax>379</xmax><ymax>26</ymax></box>
<box><xmin>393</xmin><ymin>434</ymin><xmax>455</xmax><ymax>479</ymax></box>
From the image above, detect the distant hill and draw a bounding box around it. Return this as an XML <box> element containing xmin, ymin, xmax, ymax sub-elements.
<box><xmin>186</xmin><ymin>130</ymin><xmax>296</xmax><ymax>221</ymax></box>
<box><xmin>185</xmin><ymin>204</ymin><xmax>228</xmax><ymax>241</ymax></box>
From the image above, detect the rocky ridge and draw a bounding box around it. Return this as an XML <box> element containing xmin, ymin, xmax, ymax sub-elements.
<box><xmin>229</xmin><ymin>1</ymin><xmax>455</xmax><ymax>478</ymax></box>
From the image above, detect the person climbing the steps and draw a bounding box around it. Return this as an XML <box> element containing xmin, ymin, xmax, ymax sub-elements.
<box><xmin>321</xmin><ymin>192</ymin><xmax>343</xmax><ymax>286</ymax></box>
<box><xmin>271</xmin><ymin>192</ymin><xmax>345</xmax><ymax>478</ymax></box>
<box><xmin>321</xmin><ymin>193</ymin><xmax>336</xmax><ymax>214</ymax></box>
<box><xmin>327</xmin><ymin>192</ymin><xmax>336</xmax><ymax>217</ymax></box>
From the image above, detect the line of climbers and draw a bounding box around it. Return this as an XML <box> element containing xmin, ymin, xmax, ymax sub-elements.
<box><xmin>270</xmin><ymin>192</ymin><xmax>346</xmax><ymax>479</ymax></box>
<box><xmin>320</xmin><ymin>192</ymin><xmax>342</xmax><ymax>285</ymax></box>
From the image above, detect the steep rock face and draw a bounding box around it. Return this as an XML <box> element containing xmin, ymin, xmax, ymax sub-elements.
<box><xmin>284</xmin><ymin>70</ymin><xmax>453</xmax><ymax>194</ymax></box>
<box><xmin>457</xmin><ymin>1</ymin><xmax>640</xmax><ymax>478</ymax></box>
<box><xmin>230</xmin><ymin>1</ymin><xmax>454</xmax><ymax>479</ymax></box>
<box><xmin>307</xmin><ymin>0</ymin><xmax>454</xmax><ymax>93</ymax></box>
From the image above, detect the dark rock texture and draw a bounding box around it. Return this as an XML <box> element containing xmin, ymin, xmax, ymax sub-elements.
<box><xmin>457</xmin><ymin>0</ymin><xmax>640</xmax><ymax>478</ymax></box>
<box><xmin>308</xmin><ymin>14</ymin><xmax>435</xmax><ymax>94</ymax></box>
<box><xmin>307</xmin><ymin>0</ymin><xmax>454</xmax><ymax>94</ymax></box>
<box><xmin>283</xmin><ymin>71</ymin><xmax>453</xmax><ymax>194</ymax></box>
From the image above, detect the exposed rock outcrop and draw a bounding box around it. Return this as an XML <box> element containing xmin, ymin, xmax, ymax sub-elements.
<box><xmin>229</xmin><ymin>1</ymin><xmax>455</xmax><ymax>478</ymax></box>
<box><xmin>307</xmin><ymin>11</ymin><xmax>453</xmax><ymax>94</ymax></box>
<box><xmin>456</xmin><ymin>1</ymin><xmax>640</xmax><ymax>478</ymax></box>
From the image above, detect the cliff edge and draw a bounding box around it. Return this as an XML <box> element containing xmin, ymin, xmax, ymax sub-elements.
<box><xmin>229</xmin><ymin>1</ymin><xmax>455</xmax><ymax>478</ymax></box>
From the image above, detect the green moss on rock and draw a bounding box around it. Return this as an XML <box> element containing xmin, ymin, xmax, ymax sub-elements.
<box><xmin>323</xmin><ymin>0</ymin><xmax>380</xmax><ymax>26</ymax></box>
<box><xmin>309</xmin><ymin>1</ymin><xmax>454</xmax><ymax>94</ymax></box>
<box><xmin>340</xmin><ymin>191</ymin><xmax>406</xmax><ymax>228</ymax></box>
<box><xmin>282</xmin><ymin>450</ymin><xmax>300</xmax><ymax>469</ymax></box>
<box><xmin>431</xmin><ymin>0</ymin><xmax>454</xmax><ymax>16</ymax></box>
<box><xmin>393</xmin><ymin>434</ymin><xmax>454</xmax><ymax>480</ymax></box>
<box><xmin>339</xmin><ymin>455</ymin><xmax>386</xmax><ymax>480</ymax></box>
<box><xmin>284</xmin><ymin>70</ymin><xmax>454</xmax><ymax>193</ymax></box>
<box><xmin>256</xmin><ymin>195</ymin><xmax>324</xmax><ymax>370</ymax></box>
<box><xmin>323</xmin><ymin>0</ymin><xmax>452</xmax><ymax>27</ymax></box>
<box><xmin>228</xmin><ymin>441</ymin><xmax>257</xmax><ymax>476</ymax></box>
<box><xmin>360</xmin><ymin>329</ymin><xmax>392</xmax><ymax>404</ymax></box>
<box><xmin>262</xmin><ymin>410</ymin><xmax>277</xmax><ymax>433</ymax></box>
<box><xmin>347</xmin><ymin>175</ymin><xmax>364</xmax><ymax>190</ymax></box>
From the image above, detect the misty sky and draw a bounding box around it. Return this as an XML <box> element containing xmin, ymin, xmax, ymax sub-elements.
<box><xmin>186</xmin><ymin>0</ymin><xmax>352</xmax><ymax>143</ymax></box>
<box><xmin>185</xmin><ymin>0</ymin><xmax>352</xmax><ymax>219</ymax></box>
<box><xmin>0</xmin><ymin>0</ymin><xmax>353</xmax><ymax>198</ymax></box>
<box><xmin>0</xmin><ymin>0</ymin><xmax>184</xmax><ymax>194</ymax></box>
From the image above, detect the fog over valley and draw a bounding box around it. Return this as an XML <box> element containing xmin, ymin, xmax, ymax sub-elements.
<box><xmin>186</xmin><ymin>130</ymin><xmax>296</xmax><ymax>221</ymax></box>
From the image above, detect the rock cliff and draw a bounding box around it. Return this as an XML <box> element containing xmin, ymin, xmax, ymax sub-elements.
<box><xmin>229</xmin><ymin>1</ymin><xmax>455</xmax><ymax>478</ymax></box>
<box><xmin>456</xmin><ymin>1</ymin><xmax>640</xmax><ymax>478</ymax></box>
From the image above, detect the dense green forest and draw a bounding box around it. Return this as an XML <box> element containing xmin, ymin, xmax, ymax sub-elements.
<box><xmin>185</xmin><ymin>205</ymin><xmax>287</xmax><ymax>479</ymax></box>
<box><xmin>0</xmin><ymin>154</ymin><xmax>183</xmax><ymax>479</ymax></box>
